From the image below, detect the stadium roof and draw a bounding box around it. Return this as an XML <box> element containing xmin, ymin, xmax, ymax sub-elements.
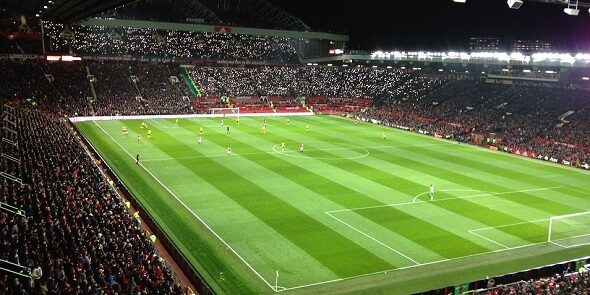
<box><xmin>0</xmin><ymin>0</ymin><xmax>311</xmax><ymax>31</ymax></box>
<box><xmin>528</xmin><ymin>0</ymin><xmax>590</xmax><ymax>7</ymax></box>
<box><xmin>0</xmin><ymin>0</ymin><xmax>134</xmax><ymax>23</ymax></box>
<box><xmin>1</xmin><ymin>0</ymin><xmax>589</xmax><ymax>28</ymax></box>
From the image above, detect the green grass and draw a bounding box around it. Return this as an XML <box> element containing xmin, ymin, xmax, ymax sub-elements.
<box><xmin>75</xmin><ymin>115</ymin><xmax>590</xmax><ymax>295</ymax></box>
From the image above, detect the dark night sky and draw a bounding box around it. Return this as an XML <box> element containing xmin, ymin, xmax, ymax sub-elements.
<box><xmin>269</xmin><ymin>0</ymin><xmax>590</xmax><ymax>52</ymax></box>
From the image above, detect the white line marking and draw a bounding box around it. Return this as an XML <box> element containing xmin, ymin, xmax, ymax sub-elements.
<box><xmin>150</xmin><ymin>119</ymin><xmax>170</xmax><ymax>128</ymax></box>
<box><xmin>561</xmin><ymin>186</ymin><xmax>590</xmax><ymax>196</ymax></box>
<box><xmin>143</xmin><ymin>151</ymin><xmax>270</xmax><ymax>161</ymax></box>
<box><xmin>548</xmin><ymin>241</ymin><xmax>566</xmax><ymax>248</ymax></box>
<box><xmin>279</xmin><ymin>237</ymin><xmax>561</xmax><ymax>292</ymax></box>
<box><xmin>469</xmin><ymin>218</ymin><xmax>549</xmax><ymax>232</ymax></box>
<box><xmin>549</xmin><ymin>233</ymin><xmax>590</xmax><ymax>248</ymax></box>
<box><xmin>92</xmin><ymin>121</ymin><xmax>277</xmax><ymax>291</ymax></box>
<box><xmin>468</xmin><ymin>198</ymin><xmax>590</xmax><ymax>251</ymax></box>
<box><xmin>330</xmin><ymin>115</ymin><xmax>590</xmax><ymax>177</ymax></box>
<box><xmin>325</xmin><ymin>211</ymin><xmax>420</xmax><ymax>265</ymax></box>
<box><xmin>412</xmin><ymin>189</ymin><xmax>495</xmax><ymax>203</ymax></box>
<box><xmin>327</xmin><ymin>187</ymin><xmax>561</xmax><ymax>214</ymax></box>
<box><xmin>467</xmin><ymin>218</ymin><xmax>552</xmax><ymax>250</ymax></box>
<box><xmin>144</xmin><ymin>143</ymin><xmax>438</xmax><ymax>162</ymax></box>
<box><xmin>271</xmin><ymin>144</ymin><xmax>370</xmax><ymax>160</ymax></box>
<box><xmin>468</xmin><ymin>230</ymin><xmax>510</xmax><ymax>249</ymax></box>
<box><xmin>548</xmin><ymin>234</ymin><xmax>590</xmax><ymax>249</ymax></box>
<box><xmin>141</xmin><ymin>143</ymin><xmax>453</xmax><ymax>162</ymax></box>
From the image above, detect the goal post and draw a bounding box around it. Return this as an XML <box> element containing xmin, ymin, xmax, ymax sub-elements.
<box><xmin>209</xmin><ymin>107</ymin><xmax>240</xmax><ymax>116</ymax></box>
<box><xmin>548</xmin><ymin>211</ymin><xmax>590</xmax><ymax>247</ymax></box>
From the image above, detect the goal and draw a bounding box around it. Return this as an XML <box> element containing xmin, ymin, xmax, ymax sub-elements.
<box><xmin>548</xmin><ymin>211</ymin><xmax>590</xmax><ymax>247</ymax></box>
<box><xmin>210</xmin><ymin>107</ymin><xmax>239</xmax><ymax>116</ymax></box>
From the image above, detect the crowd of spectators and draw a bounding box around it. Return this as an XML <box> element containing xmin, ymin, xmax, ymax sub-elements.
<box><xmin>116</xmin><ymin>61</ymin><xmax>193</xmax><ymax>115</ymax></box>
<box><xmin>479</xmin><ymin>268</ymin><xmax>590</xmax><ymax>295</ymax></box>
<box><xmin>88</xmin><ymin>60</ymin><xmax>148</xmax><ymax>116</ymax></box>
<box><xmin>42</xmin><ymin>22</ymin><xmax>300</xmax><ymax>63</ymax></box>
<box><xmin>41</xmin><ymin>61</ymin><xmax>94</xmax><ymax>116</ymax></box>
<box><xmin>187</xmin><ymin>65</ymin><xmax>434</xmax><ymax>101</ymax></box>
<box><xmin>0</xmin><ymin>59</ymin><xmax>61</xmax><ymax>110</ymax></box>
<box><xmin>1</xmin><ymin>105</ymin><xmax>185</xmax><ymax>294</ymax></box>
<box><xmin>360</xmin><ymin>79</ymin><xmax>590</xmax><ymax>166</ymax></box>
<box><xmin>2</xmin><ymin>56</ymin><xmax>589</xmax><ymax>165</ymax></box>
<box><xmin>2</xmin><ymin>11</ymin><xmax>589</xmax><ymax>295</ymax></box>
<box><xmin>3</xmin><ymin>61</ymin><xmax>589</xmax><ymax>295</ymax></box>
<box><xmin>0</xmin><ymin>58</ymin><xmax>196</xmax><ymax>117</ymax></box>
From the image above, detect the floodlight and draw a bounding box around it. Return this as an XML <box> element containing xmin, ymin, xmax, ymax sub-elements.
<box><xmin>565</xmin><ymin>0</ymin><xmax>580</xmax><ymax>15</ymax></box>
<box><xmin>564</xmin><ymin>8</ymin><xmax>580</xmax><ymax>15</ymax></box>
<box><xmin>453</xmin><ymin>0</ymin><xmax>466</xmax><ymax>3</ymax></box>
<box><xmin>507</xmin><ymin>0</ymin><xmax>523</xmax><ymax>9</ymax></box>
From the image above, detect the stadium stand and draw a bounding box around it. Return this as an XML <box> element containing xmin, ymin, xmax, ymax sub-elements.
<box><xmin>361</xmin><ymin>79</ymin><xmax>590</xmax><ymax>167</ymax></box>
<box><xmin>2</xmin><ymin>7</ymin><xmax>590</xmax><ymax>295</ymax></box>
<box><xmin>42</xmin><ymin>22</ymin><xmax>300</xmax><ymax>63</ymax></box>
<box><xmin>1</xmin><ymin>105</ymin><xmax>186</xmax><ymax>294</ymax></box>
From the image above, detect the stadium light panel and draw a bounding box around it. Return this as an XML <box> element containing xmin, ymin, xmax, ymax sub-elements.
<box><xmin>453</xmin><ymin>0</ymin><xmax>466</xmax><ymax>3</ymax></box>
<box><xmin>507</xmin><ymin>0</ymin><xmax>523</xmax><ymax>9</ymax></box>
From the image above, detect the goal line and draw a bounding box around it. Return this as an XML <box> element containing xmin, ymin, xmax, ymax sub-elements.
<box><xmin>210</xmin><ymin>107</ymin><xmax>240</xmax><ymax>116</ymax></box>
<box><xmin>548</xmin><ymin>211</ymin><xmax>590</xmax><ymax>248</ymax></box>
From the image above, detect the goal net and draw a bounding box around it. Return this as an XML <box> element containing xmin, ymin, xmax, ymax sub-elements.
<box><xmin>210</xmin><ymin>107</ymin><xmax>239</xmax><ymax>116</ymax></box>
<box><xmin>548</xmin><ymin>211</ymin><xmax>590</xmax><ymax>247</ymax></box>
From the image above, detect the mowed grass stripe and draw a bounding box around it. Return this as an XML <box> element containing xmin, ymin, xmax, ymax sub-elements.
<box><xmin>163</xmin><ymin>118</ymin><xmax>590</xmax><ymax>247</ymax></box>
<box><xmin>434</xmin><ymin>197</ymin><xmax>548</xmax><ymax>244</ymax></box>
<box><xmin>77</xmin><ymin>121</ymin><xmax>257</xmax><ymax>294</ymax></box>
<box><xmin>551</xmin><ymin>187</ymin><xmax>590</xmax><ymax>209</ymax></box>
<box><xmin>394</xmin><ymin>144</ymin><xmax>588</xmax><ymax>215</ymax></box>
<box><xmin>204</xmin><ymin>118</ymin><xmax>508</xmax><ymax>257</ymax></box>
<box><xmin>403</xmin><ymin>144</ymin><xmax>572</xmax><ymax>192</ymax></box>
<box><xmin>145</xmin><ymin>128</ymin><xmax>395</xmax><ymax>278</ymax></box>
<box><xmin>353</xmin><ymin>205</ymin><xmax>491</xmax><ymax>259</ymax></box>
<box><xmin>389</xmin><ymin>136</ymin><xmax>590</xmax><ymax>211</ymax></box>
<box><xmin>293</xmin><ymin>115</ymin><xmax>390</xmax><ymax>141</ymax></box>
<box><xmin>374</xmin><ymin>145</ymin><xmax>582</xmax><ymax>216</ymax></box>
<box><xmin>192</xmin><ymin>130</ymin><xmax>429</xmax><ymax>268</ymax></box>
<box><xmin>447</xmin><ymin>146</ymin><xmax>590</xmax><ymax>202</ymax></box>
<box><xmin>306</xmin><ymin>115</ymin><xmax>437</xmax><ymax>144</ymax></box>
<box><xmin>223</xmin><ymin>121</ymin><xmax>434</xmax><ymax>208</ymax></box>
<box><xmin>194</xmin><ymin>119</ymin><xmax>455</xmax><ymax>268</ymax></box>
<box><xmin>103</xmin><ymin>120</ymin><xmax>348</xmax><ymax>288</ymax></box>
<box><xmin>131</xmin><ymin>117</ymin><xmax>588</xmax><ymax>250</ymax></box>
<box><xmin>82</xmin><ymin>117</ymin><xmax>590</xmax><ymax>294</ymax></box>
<box><xmin>204</xmin><ymin>121</ymin><xmax>465</xmax><ymax>266</ymax></box>
<box><xmin>439</xmin><ymin>140</ymin><xmax>590</xmax><ymax>187</ymax></box>
<box><xmin>208</xmin><ymin>120</ymin><xmax>391</xmax><ymax>208</ymax></box>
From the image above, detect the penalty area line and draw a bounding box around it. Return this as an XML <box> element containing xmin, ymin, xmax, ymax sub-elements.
<box><xmin>468</xmin><ymin>230</ymin><xmax>510</xmax><ymax>249</ymax></box>
<box><xmin>326</xmin><ymin>187</ymin><xmax>563</xmax><ymax>215</ymax></box>
<box><xmin>410</xmin><ymin>187</ymin><xmax>562</xmax><ymax>204</ymax></box>
<box><xmin>325</xmin><ymin>211</ymin><xmax>420</xmax><ymax>265</ymax></box>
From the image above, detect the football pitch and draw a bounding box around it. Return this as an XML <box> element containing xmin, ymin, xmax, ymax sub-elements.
<box><xmin>76</xmin><ymin>115</ymin><xmax>590</xmax><ymax>295</ymax></box>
